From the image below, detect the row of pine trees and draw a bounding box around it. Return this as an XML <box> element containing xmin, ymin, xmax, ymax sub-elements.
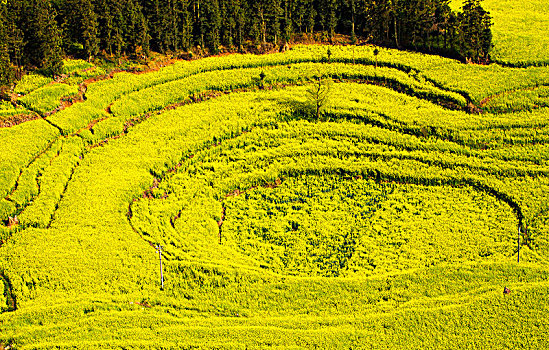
<box><xmin>0</xmin><ymin>0</ymin><xmax>492</xmax><ymax>85</ymax></box>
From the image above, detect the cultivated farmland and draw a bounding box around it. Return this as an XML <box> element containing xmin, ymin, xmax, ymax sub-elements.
<box><xmin>1</xmin><ymin>43</ymin><xmax>549</xmax><ymax>348</ymax></box>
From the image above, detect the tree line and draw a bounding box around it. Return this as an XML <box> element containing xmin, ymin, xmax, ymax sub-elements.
<box><xmin>0</xmin><ymin>0</ymin><xmax>492</xmax><ymax>85</ymax></box>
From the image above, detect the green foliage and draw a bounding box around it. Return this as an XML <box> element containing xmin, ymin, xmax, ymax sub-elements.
<box><xmin>458</xmin><ymin>0</ymin><xmax>493</xmax><ymax>63</ymax></box>
<box><xmin>0</xmin><ymin>101</ymin><xmax>28</xmax><ymax>119</ymax></box>
<box><xmin>34</xmin><ymin>0</ymin><xmax>64</xmax><ymax>77</ymax></box>
<box><xmin>1</xmin><ymin>45</ymin><xmax>549</xmax><ymax>348</ymax></box>
<box><xmin>484</xmin><ymin>85</ymin><xmax>549</xmax><ymax>113</ymax></box>
<box><xmin>13</xmin><ymin>74</ymin><xmax>53</xmax><ymax>95</ymax></box>
<box><xmin>0</xmin><ymin>119</ymin><xmax>60</xmax><ymax>198</ymax></box>
<box><xmin>18</xmin><ymin>83</ymin><xmax>78</xmax><ymax>114</ymax></box>
<box><xmin>452</xmin><ymin>0</ymin><xmax>549</xmax><ymax>66</ymax></box>
<box><xmin>60</xmin><ymin>0</ymin><xmax>99</xmax><ymax>59</ymax></box>
<box><xmin>62</xmin><ymin>59</ymin><xmax>94</xmax><ymax>75</ymax></box>
<box><xmin>0</xmin><ymin>199</ymin><xmax>16</xmax><ymax>221</ymax></box>
<box><xmin>222</xmin><ymin>175</ymin><xmax>515</xmax><ymax>277</ymax></box>
<box><xmin>18</xmin><ymin>137</ymin><xmax>84</xmax><ymax>228</ymax></box>
<box><xmin>0</xmin><ymin>2</ymin><xmax>12</xmax><ymax>88</ymax></box>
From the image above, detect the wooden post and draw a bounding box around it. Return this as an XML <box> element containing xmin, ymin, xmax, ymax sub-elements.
<box><xmin>156</xmin><ymin>244</ymin><xmax>164</xmax><ymax>290</ymax></box>
<box><xmin>517</xmin><ymin>226</ymin><xmax>521</xmax><ymax>263</ymax></box>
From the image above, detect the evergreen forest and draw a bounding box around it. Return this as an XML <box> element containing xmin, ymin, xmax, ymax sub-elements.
<box><xmin>1</xmin><ymin>0</ymin><xmax>492</xmax><ymax>84</ymax></box>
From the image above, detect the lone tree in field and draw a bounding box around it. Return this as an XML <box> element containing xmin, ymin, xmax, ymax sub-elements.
<box><xmin>373</xmin><ymin>47</ymin><xmax>380</xmax><ymax>68</ymax></box>
<box><xmin>307</xmin><ymin>74</ymin><xmax>332</xmax><ymax>120</ymax></box>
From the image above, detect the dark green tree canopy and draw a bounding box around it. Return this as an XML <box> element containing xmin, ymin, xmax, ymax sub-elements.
<box><xmin>0</xmin><ymin>2</ymin><xmax>14</xmax><ymax>87</ymax></box>
<box><xmin>458</xmin><ymin>0</ymin><xmax>493</xmax><ymax>62</ymax></box>
<box><xmin>0</xmin><ymin>0</ymin><xmax>493</xmax><ymax>86</ymax></box>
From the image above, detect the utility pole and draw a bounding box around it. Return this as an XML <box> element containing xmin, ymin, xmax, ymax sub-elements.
<box><xmin>517</xmin><ymin>225</ymin><xmax>521</xmax><ymax>263</ymax></box>
<box><xmin>155</xmin><ymin>244</ymin><xmax>164</xmax><ymax>290</ymax></box>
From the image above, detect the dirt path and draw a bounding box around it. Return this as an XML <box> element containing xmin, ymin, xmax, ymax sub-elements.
<box><xmin>1</xmin><ymin>57</ymin><xmax>176</xmax><ymax>129</ymax></box>
<box><xmin>479</xmin><ymin>83</ymin><xmax>549</xmax><ymax>110</ymax></box>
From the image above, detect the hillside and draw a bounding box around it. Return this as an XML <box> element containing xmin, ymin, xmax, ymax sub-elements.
<box><xmin>0</xmin><ymin>43</ymin><xmax>549</xmax><ymax>348</ymax></box>
<box><xmin>2</xmin><ymin>1</ymin><xmax>549</xmax><ymax>348</ymax></box>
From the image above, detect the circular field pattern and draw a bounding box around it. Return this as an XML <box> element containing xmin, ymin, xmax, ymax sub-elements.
<box><xmin>130</xmin><ymin>92</ymin><xmax>522</xmax><ymax>278</ymax></box>
<box><xmin>223</xmin><ymin>175</ymin><xmax>516</xmax><ymax>277</ymax></box>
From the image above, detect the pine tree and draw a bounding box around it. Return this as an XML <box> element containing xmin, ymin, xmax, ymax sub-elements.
<box><xmin>0</xmin><ymin>2</ymin><xmax>14</xmax><ymax>87</ymax></box>
<box><xmin>282</xmin><ymin>0</ymin><xmax>293</xmax><ymax>44</ymax></box>
<box><xmin>233</xmin><ymin>0</ymin><xmax>247</xmax><ymax>51</ymax></box>
<box><xmin>94</xmin><ymin>0</ymin><xmax>116</xmax><ymax>55</ymax></box>
<box><xmin>0</xmin><ymin>0</ymin><xmax>493</xmax><ymax>71</ymax></box>
<box><xmin>433</xmin><ymin>0</ymin><xmax>453</xmax><ymax>51</ymax></box>
<box><xmin>292</xmin><ymin>0</ymin><xmax>306</xmax><ymax>33</ymax></box>
<box><xmin>18</xmin><ymin>0</ymin><xmax>64</xmax><ymax>76</ymax></box>
<box><xmin>146</xmin><ymin>0</ymin><xmax>176</xmax><ymax>53</ymax></box>
<box><xmin>304</xmin><ymin>0</ymin><xmax>316</xmax><ymax>34</ymax></box>
<box><xmin>80</xmin><ymin>0</ymin><xmax>100</xmax><ymax>59</ymax></box>
<box><xmin>479</xmin><ymin>6</ymin><xmax>492</xmax><ymax>61</ymax></box>
<box><xmin>202</xmin><ymin>0</ymin><xmax>221</xmax><ymax>53</ymax></box>
<box><xmin>61</xmin><ymin>0</ymin><xmax>99</xmax><ymax>59</ymax></box>
<box><xmin>396</xmin><ymin>0</ymin><xmax>439</xmax><ymax>50</ymax></box>
<box><xmin>124</xmin><ymin>0</ymin><xmax>149</xmax><ymax>56</ymax></box>
<box><xmin>175</xmin><ymin>0</ymin><xmax>193</xmax><ymax>51</ymax></box>
<box><xmin>96</xmin><ymin>0</ymin><xmax>128</xmax><ymax>56</ymax></box>
<box><xmin>39</xmin><ymin>6</ymin><xmax>64</xmax><ymax>76</ymax></box>
<box><xmin>364</xmin><ymin>0</ymin><xmax>391</xmax><ymax>45</ymax></box>
<box><xmin>192</xmin><ymin>0</ymin><xmax>205</xmax><ymax>49</ymax></box>
<box><xmin>266</xmin><ymin>0</ymin><xmax>283</xmax><ymax>44</ymax></box>
<box><xmin>250</xmin><ymin>0</ymin><xmax>267</xmax><ymax>45</ymax></box>
<box><xmin>219</xmin><ymin>0</ymin><xmax>235</xmax><ymax>48</ymax></box>
<box><xmin>346</xmin><ymin>0</ymin><xmax>356</xmax><ymax>43</ymax></box>
<box><xmin>459</xmin><ymin>0</ymin><xmax>492</xmax><ymax>63</ymax></box>
<box><xmin>325</xmin><ymin>0</ymin><xmax>338</xmax><ymax>42</ymax></box>
<box><xmin>140</xmin><ymin>0</ymin><xmax>160</xmax><ymax>52</ymax></box>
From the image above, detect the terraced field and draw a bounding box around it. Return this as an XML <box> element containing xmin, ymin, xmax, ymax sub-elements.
<box><xmin>1</xmin><ymin>45</ymin><xmax>549</xmax><ymax>348</ymax></box>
